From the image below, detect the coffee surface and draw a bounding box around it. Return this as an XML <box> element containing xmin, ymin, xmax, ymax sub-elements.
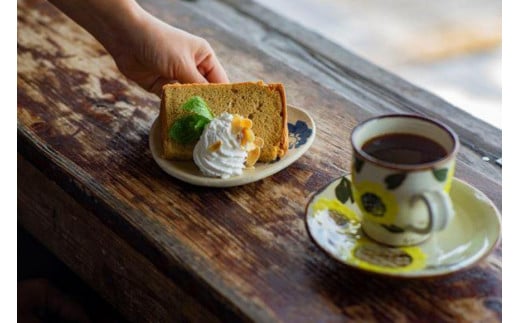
<box><xmin>361</xmin><ymin>133</ymin><xmax>447</xmax><ymax>165</ymax></box>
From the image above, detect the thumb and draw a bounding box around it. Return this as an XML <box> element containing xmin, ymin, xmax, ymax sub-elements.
<box><xmin>148</xmin><ymin>76</ymin><xmax>174</xmax><ymax>97</ymax></box>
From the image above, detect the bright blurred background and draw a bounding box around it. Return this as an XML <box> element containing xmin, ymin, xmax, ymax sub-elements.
<box><xmin>254</xmin><ymin>0</ymin><xmax>502</xmax><ymax>129</ymax></box>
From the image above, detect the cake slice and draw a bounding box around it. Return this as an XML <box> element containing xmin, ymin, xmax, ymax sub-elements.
<box><xmin>160</xmin><ymin>81</ymin><xmax>288</xmax><ymax>162</ymax></box>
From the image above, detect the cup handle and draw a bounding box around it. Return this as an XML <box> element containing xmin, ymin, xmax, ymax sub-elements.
<box><xmin>405</xmin><ymin>191</ymin><xmax>454</xmax><ymax>234</ymax></box>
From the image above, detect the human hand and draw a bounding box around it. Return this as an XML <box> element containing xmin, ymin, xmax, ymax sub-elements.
<box><xmin>48</xmin><ymin>0</ymin><xmax>229</xmax><ymax>96</ymax></box>
<box><xmin>109</xmin><ymin>12</ymin><xmax>229</xmax><ymax>96</ymax></box>
<box><xmin>116</xmin><ymin>16</ymin><xmax>230</xmax><ymax>94</ymax></box>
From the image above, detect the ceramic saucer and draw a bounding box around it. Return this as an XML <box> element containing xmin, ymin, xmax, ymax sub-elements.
<box><xmin>305</xmin><ymin>175</ymin><xmax>501</xmax><ymax>278</ymax></box>
<box><xmin>149</xmin><ymin>105</ymin><xmax>315</xmax><ymax>187</ymax></box>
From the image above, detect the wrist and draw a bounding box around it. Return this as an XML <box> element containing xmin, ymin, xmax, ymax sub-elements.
<box><xmin>100</xmin><ymin>1</ymin><xmax>149</xmax><ymax>56</ymax></box>
<box><xmin>48</xmin><ymin>0</ymin><xmax>148</xmax><ymax>56</ymax></box>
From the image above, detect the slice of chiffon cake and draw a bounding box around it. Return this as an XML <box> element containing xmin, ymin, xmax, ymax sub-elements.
<box><xmin>160</xmin><ymin>81</ymin><xmax>288</xmax><ymax>162</ymax></box>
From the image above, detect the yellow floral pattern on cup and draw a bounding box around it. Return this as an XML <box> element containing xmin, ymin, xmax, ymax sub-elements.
<box><xmin>353</xmin><ymin>181</ymin><xmax>399</xmax><ymax>225</ymax></box>
<box><xmin>444</xmin><ymin>164</ymin><xmax>456</xmax><ymax>193</ymax></box>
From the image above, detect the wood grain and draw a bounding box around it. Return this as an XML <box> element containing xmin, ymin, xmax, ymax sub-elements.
<box><xmin>17</xmin><ymin>0</ymin><xmax>501</xmax><ymax>321</ymax></box>
<box><xmin>18</xmin><ymin>155</ymin><xmax>226</xmax><ymax>323</ymax></box>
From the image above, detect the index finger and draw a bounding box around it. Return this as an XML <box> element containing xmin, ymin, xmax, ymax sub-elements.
<box><xmin>198</xmin><ymin>53</ymin><xmax>229</xmax><ymax>83</ymax></box>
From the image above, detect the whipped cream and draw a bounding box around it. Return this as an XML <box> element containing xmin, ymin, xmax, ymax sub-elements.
<box><xmin>193</xmin><ymin>113</ymin><xmax>257</xmax><ymax>178</ymax></box>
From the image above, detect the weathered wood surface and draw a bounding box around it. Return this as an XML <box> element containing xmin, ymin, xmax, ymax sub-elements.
<box><xmin>18</xmin><ymin>156</ymin><xmax>225</xmax><ymax>322</ymax></box>
<box><xmin>17</xmin><ymin>0</ymin><xmax>501</xmax><ymax>322</ymax></box>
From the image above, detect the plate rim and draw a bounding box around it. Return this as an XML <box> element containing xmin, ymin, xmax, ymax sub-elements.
<box><xmin>304</xmin><ymin>175</ymin><xmax>502</xmax><ymax>279</ymax></box>
<box><xmin>149</xmin><ymin>104</ymin><xmax>316</xmax><ymax>187</ymax></box>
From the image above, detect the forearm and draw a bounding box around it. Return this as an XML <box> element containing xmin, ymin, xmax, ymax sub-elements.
<box><xmin>47</xmin><ymin>0</ymin><xmax>229</xmax><ymax>88</ymax></box>
<box><xmin>47</xmin><ymin>0</ymin><xmax>147</xmax><ymax>56</ymax></box>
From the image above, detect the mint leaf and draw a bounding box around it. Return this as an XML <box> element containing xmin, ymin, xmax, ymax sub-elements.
<box><xmin>181</xmin><ymin>96</ymin><xmax>214</xmax><ymax>120</ymax></box>
<box><xmin>169</xmin><ymin>114</ymin><xmax>211</xmax><ymax>144</ymax></box>
<box><xmin>168</xmin><ymin>96</ymin><xmax>215</xmax><ymax>144</ymax></box>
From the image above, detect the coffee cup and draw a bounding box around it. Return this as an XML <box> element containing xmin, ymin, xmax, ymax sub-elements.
<box><xmin>350</xmin><ymin>114</ymin><xmax>459</xmax><ymax>246</ymax></box>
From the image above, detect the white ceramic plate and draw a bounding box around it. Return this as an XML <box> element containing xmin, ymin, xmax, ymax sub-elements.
<box><xmin>305</xmin><ymin>175</ymin><xmax>501</xmax><ymax>278</ymax></box>
<box><xmin>149</xmin><ymin>105</ymin><xmax>315</xmax><ymax>187</ymax></box>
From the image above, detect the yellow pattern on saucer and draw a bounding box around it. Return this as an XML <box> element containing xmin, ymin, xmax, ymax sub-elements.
<box><xmin>350</xmin><ymin>238</ymin><xmax>427</xmax><ymax>274</ymax></box>
<box><xmin>312</xmin><ymin>198</ymin><xmax>359</xmax><ymax>223</ymax></box>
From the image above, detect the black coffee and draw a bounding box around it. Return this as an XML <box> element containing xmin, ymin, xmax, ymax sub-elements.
<box><xmin>362</xmin><ymin>133</ymin><xmax>447</xmax><ymax>164</ymax></box>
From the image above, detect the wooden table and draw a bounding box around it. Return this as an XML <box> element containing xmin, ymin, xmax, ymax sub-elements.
<box><xmin>18</xmin><ymin>0</ymin><xmax>502</xmax><ymax>321</ymax></box>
